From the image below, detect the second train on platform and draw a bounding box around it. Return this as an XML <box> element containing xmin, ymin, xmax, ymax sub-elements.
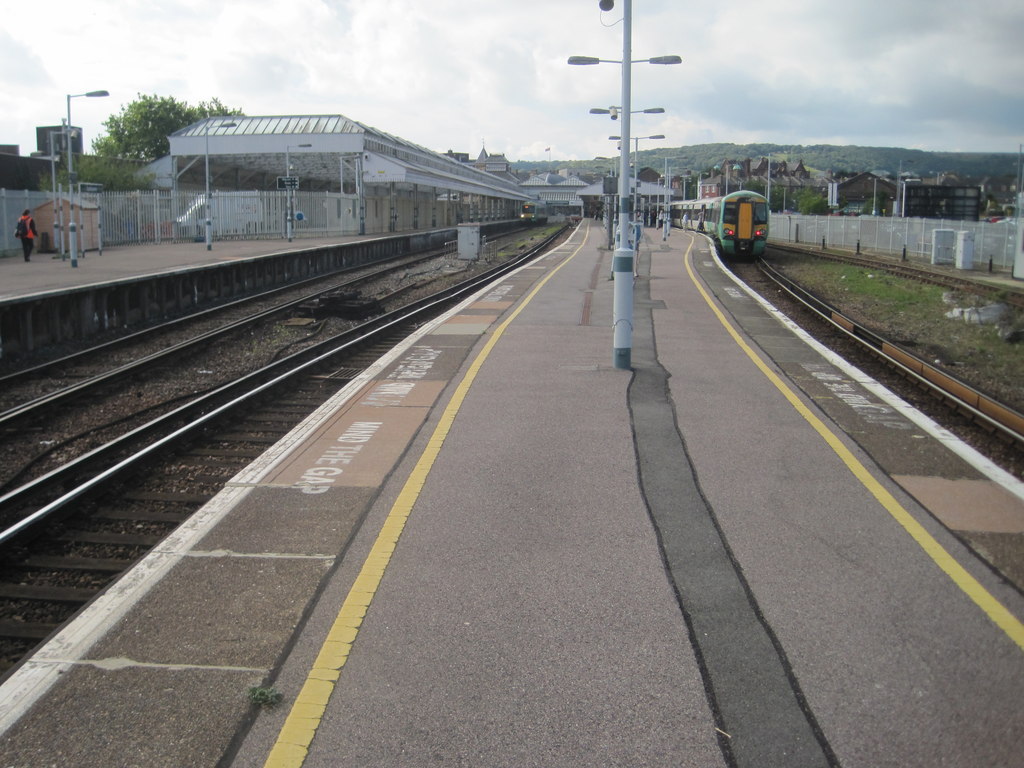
<box><xmin>670</xmin><ymin>191</ymin><xmax>769</xmax><ymax>259</ymax></box>
<box><xmin>520</xmin><ymin>200</ymin><xmax>549</xmax><ymax>225</ymax></box>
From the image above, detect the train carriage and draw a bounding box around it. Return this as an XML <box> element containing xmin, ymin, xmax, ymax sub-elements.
<box><xmin>519</xmin><ymin>200</ymin><xmax>549</xmax><ymax>225</ymax></box>
<box><xmin>671</xmin><ymin>191</ymin><xmax>769</xmax><ymax>259</ymax></box>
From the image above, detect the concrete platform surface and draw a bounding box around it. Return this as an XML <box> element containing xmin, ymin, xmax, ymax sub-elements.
<box><xmin>0</xmin><ymin>236</ymin><xmax>368</xmax><ymax>301</ymax></box>
<box><xmin>0</xmin><ymin>221</ymin><xmax>1021</xmax><ymax>768</ymax></box>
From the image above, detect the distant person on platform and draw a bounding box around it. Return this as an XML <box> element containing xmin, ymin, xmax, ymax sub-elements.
<box><xmin>15</xmin><ymin>209</ymin><xmax>38</xmax><ymax>262</ymax></box>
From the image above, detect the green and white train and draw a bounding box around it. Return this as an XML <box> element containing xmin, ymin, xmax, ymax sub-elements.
<box><xmin>671</xmin><ymin>191</ymin><xmax>769</xmax><ymax>259</ymax></box>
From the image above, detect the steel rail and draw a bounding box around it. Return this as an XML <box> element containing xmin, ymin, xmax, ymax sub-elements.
<box><xmin>767</xmin><ymin>243</ymin><xmax>1024</xmax><ymax>309</ymax></box>
<box><xmin>756</xmin><ymin>257</ymin><xmax>1024</xmax><ymax>447</ymax></box>
<box><xmin>0</xmin><ymin>250</ymin><xmax>450</xmax><ymax>429</ymax></box>
<box><xmin>0</xmin><ymin>227</ymin><xmax>566</xmax><ymax>546</ymax></box>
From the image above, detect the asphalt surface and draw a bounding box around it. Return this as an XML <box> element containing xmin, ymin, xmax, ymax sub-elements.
<box><xmin>1</xmin><ymin>222</ymin><xmax>1021</xmax><ymax>767</ymax></box>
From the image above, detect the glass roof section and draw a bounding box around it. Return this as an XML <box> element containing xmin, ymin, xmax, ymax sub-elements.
<box><xmin>172</xmin><ymin>115</ymin><xmax>363</xmax><ymax>138</ymax></box>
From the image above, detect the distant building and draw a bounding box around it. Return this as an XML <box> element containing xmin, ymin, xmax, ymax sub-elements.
<box><xmin>694</xmin><ymin>156</ymin><xmax>817</xmax><ymax>203</ymax></box>
<box><xmin>903</xmin><ymin>185</ymin><xmax>981</xmax><ymax>221</ymax></box>
<box><xmin>0</xmin><ymin>147</ymin><xmax>50</xmax><ymax>191</ymax></box>
<box><xmin>520</xmin><ymin>171</ymin><xmax>587</xmax><ymax>215</ymax></box>
<box><xmin>836</xmin><ymin>172</ymin><xmax>897</xmax><ymax>214</ymax></box>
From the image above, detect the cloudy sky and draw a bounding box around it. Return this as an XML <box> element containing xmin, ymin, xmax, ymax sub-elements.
<box><xmin>2</xmin><ymin>0</ymin><xmax>1021</xmax><ymax>163</ymax></box>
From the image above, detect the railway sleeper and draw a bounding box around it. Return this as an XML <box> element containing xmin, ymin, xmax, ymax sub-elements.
<box><xmin>0</xmin><ymin>620</ymin><xmax>59</xmax><ymax>640</ymax></box>
<box><xmin>0</xmin><ymin>583</ymin><xmax>96</xmax><ymax>603</ymax></box>
<box><xmin>55</xmin><ymin>530</ymin><xmax>163</xmax><ymax>547</ymax></box>
<box><xmin>121</xmin><ymin>491</ymin><xmax>212</xmax><ymax>504</ymax></box>
<box><xmin>188</xmin><ymin>447</ymin><xmax>267</xmax><ymax>458</ymax></box>
<box><xmin>92</xmin><ymin>507</ymin><xmax>190</xmax><ymax>524</ymax></box>
<box><xmin>21</xmin><ymin>555</ymin><xmax>127</xmax><ymax>572</ymax></box>
<box><xmin>213</xmin><ymin>433</ymin><xmax>281</xmax><ymax>444</ymax></box>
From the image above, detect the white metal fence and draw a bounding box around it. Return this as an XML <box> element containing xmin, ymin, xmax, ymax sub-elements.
<box><xmin>102</xmin><ymin>189</ymin><xmax>359</xmax><ymax>246</ymax></box>
<box><xmin>769</xmin><ymin>213</ymin><xmax>1019</xmax><ymax>272</ymax></box>
<box><xmin>2</xmin><ymin>188</ymin><xmax>361</xmax><ymax>258</ymax></box>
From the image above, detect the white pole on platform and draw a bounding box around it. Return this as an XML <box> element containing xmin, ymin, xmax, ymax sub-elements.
<box><xmin>611</xmin><ymin>0</ymin><xmax>634</xmax><ymax>368</ymax></box>
<box><xmin>285</xmin><ymin>143</ymin><xmax>312</xmax><ymax>242</ymax></box>
<box><xmin>205</xmin><ymin>119</ymin><xmax>238</xmax><ymax>250</ymax></box>
<box><xmin>66</xmin><ymin>89</ymin><xmax>108</xmax><ymax>267</ymax></box>
<box><xmin>568</xmin><ymin>0</ymin><xmax>679</xmax><ymax>369</ymax></box>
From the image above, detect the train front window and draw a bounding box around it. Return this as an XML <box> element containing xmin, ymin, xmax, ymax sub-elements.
<box><xmin>722</xmin><ymin>202</ymin><xmax>738</xmax><ymax>224</ymax></box>
<box><xmin>753</xmin><ymin>203</ymin><xmax>768</xmax><ymax>224</ymax></box>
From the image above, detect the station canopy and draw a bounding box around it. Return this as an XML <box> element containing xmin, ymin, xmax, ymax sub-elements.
<box><xmin>169</xmin><ymin>114</ymin><xmax>530</xmax><ymax>200</ymax></box>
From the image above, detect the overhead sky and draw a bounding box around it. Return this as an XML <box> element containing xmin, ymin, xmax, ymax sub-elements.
<box><xmin>2</xmin><ymin>0</ymin><xmax>1021</xmax><ymax>165</ymax></box>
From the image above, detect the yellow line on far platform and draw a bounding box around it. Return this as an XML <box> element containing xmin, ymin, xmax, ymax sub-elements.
<box><xmin>681</xmin><ymin>237</ymin><xmax>1024</xmax><ymax>652</ymax></box>
<box><xmin>263</xmin><ymin>225</ymin><xmax>592</xmax><ymax>768</ymax></box>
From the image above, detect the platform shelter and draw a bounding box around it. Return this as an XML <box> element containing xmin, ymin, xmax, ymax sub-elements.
<box><xmin>168</xmin><ymin>115</ymin><xmax>531</xmax><ymax>235</ymax></box>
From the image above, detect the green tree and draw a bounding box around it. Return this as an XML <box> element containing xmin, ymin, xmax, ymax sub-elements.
<box><xmin>861</xmin><ymin>192</ymin><xmax>889</xmax><ymax>215</ymax></box>
<box><xmin>42</xmin><ymin>154</ymin><xmax>154</xmax><ymax>193</ymax></box>
<box><xmin>93</xmin><ymin>94</ymin><xmax>243</xmax><ymax>162</ymax></box>
<box><xmin>796</xmin><ymin>188</ymin><xmax>830</xmax><ymax>215</ymax></box>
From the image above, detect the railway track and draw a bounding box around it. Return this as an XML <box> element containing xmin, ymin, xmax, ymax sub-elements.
<box><xmin>0</xmin><ymin>229</ymin><xmax>547</xmax><ymax>494</ymax></box>
<box><xmin>0</xmin><ymin>226</ymin><xmax>568</xmax><ymax>676</ymax></box>
<box><xmin>728</xmin><ymin>251</ymin><xmax>1024</xmax><ymax>481</ymax></box>
<box><xmin>768</xmin><ymin>241</ymin><xmax>1024</xmax><ymax>309</ymax></box>
<box><xmin>756</xmin><ymin>257</ymin><xmax>1024</xmax><ymax>447</ymax></box>
<box><xmin>0</xmin><ymin>226</ymin><xmax>541</xmax><ymax>417</ymax></box>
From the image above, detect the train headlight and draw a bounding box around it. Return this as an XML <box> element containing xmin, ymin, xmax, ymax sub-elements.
<box><xmin>724</xmin><ymin>228</ymin><xmax>735</xmax><ymax>236</ymax></box>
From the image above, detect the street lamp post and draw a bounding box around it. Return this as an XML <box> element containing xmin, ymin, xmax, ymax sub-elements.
<box><xmin>204</xmin><ymin>119</ymin><xmax>238</xmax><ymax>250</ymax></box>
<box><xmin>589</xmin><ymin>106</ymin><xmax>664</xmax><ymax>118</ymax></box>
<box><xmin>66</xmin><ymin>89</ymin><xmax>108</xmax><ymax>268</ymax></box>
<box><xmin>47</xmin><ymin>129</ymin><xmax>65</xmax><ymax>256</ymax></box>
<box><xmin>715</xmin><ymin>163</ymin><xmax>742</xmax><ymax>196</ymax></box>
<box><xmin>894</xmin><ymin>159</ymin><xmax>913</xmax><ymax>217</ymax></box>
<box><xmin>569</xmin><ymin>0</ymin><xmax>680</xmax><ymax>369</ymax></box>
<box><xmin>610</xmin><ymin>134</ymin><xmax>665</xmax><ymax>230</ymax></box>
<box><xmin>285</xmin><ymin>143</ymin><xmax>312</xmax><ymax>242</ymax></box>
<box><xmin>591</xmin><ymin>104</ymin><xmax>665</xmax><ymax>236</ymax></box>
<box><xmin>662</xmin><ymin>158</ymin><xmax>671</xmax><ymax>240</ymax></box>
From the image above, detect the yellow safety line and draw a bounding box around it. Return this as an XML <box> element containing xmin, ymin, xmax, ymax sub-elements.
<box><xmin>681</xmin><ymin>237</ymin><xmax>1024</xmax><ymax>652</ymax></box>
<box><xmin>264</xmin><ymin>227</ymin><xmax>592</xmax><ymax>767</ymax></box>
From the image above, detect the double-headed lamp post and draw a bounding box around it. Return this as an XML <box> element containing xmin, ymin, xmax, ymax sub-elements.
<box><xmin>896</xmin><ymin>159</ymin><xmax>914</xmax><ymax>218</ymax></box>
<box><xmin>610</xmin><ymin>134</ymin><xmax>665</xmax><ymax>227</ymax></box>
<box><xmin>285</xmin><ymin>143</ymin><xmax>312</xmax><ymax>242</ymax></box>
<box><xmin>715</xmin><ymin>163</ymin><xmax>742</xmax><ymax>196</ymax></box>
<box><xmin>569</xmin><ymin>0</ymin><xmax>680</xmax><ymax>370</ymax></box>
<box><xmin>589</xmin><ymin>106</ymin><xmax>664</xmax><ymax>119</ymax></box>
<box><xmin>204</xmin><ymin>119</ymin><xmax>238</xmax><ymax>250</ymax></box>
<box><xmin>66</xmin><ymin>89</ymin><xmax>108</xmax><ymax>268</ymax></box>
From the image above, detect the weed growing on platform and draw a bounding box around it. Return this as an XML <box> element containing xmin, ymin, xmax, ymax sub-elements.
<box><xmin>248</xmin><ymin>685</ymin><xmax>284</xmax><ymax>708</ymax></box>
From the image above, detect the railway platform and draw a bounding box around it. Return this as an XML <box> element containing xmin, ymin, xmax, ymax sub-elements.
<box><xmin>0</xmin><ymin>236</ymin><xmax>372</xmax><ymax>300</ymax></box>
<box><xmin>1</xmin><ymin>221</ymin><xmax>1023</xmax><ymax>767</ymax></box>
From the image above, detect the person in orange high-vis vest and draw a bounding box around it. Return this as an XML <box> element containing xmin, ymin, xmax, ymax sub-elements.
<box><xmin>15</xmin><ymin>209</ymin><xmax>38</xmax><ymax>262</ymax></box>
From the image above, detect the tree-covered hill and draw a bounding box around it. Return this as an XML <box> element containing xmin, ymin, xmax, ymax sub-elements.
<box><xmin>517</xmin><ymin>143</ymin><xmax>1020</xmax><ymax>180</ymax></box>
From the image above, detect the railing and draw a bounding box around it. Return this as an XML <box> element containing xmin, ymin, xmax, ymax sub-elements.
<box><xmin>768</xmin><ymin>213</ymin><xmax>1019</xmax><ymax>272</ymax></box>
<box><xmin>1</xmin><ymin>188</ymin><xmax>365</xmax><ymax>258</ymax></box>
<box><xmin>100</xmin><ymin>189</ymin><xmax>361</xmax><ymax>246</ymax></box>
